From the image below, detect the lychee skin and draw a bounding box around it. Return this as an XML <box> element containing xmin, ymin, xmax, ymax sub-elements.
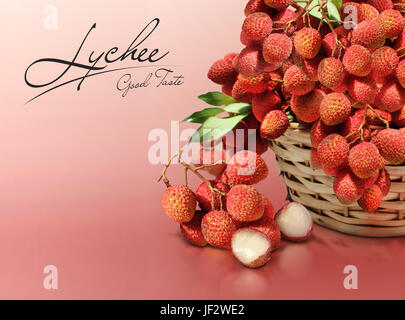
<box><xmin>260</xmin><ymin>110</ymin><xmax>290</xmax><ymax>140</ymax></box>
<box><xmin>342</xmin><ymin>116</ymin><xmax>371</xmax><ymax>146</ymax></box>
<box><xmin>195</xmin><ymin>181</ymin><xmax>229</xmax><ymax>212</ymax></box>
<box><xmin>232</xmin><ymin>80</ymin><xmax>254</xmax><ymax>103</ymax></box>
<box><xmin>318</xmin><ymin>134</ymin><xmax>350</xmax><ymax>169</ymax></box>
<box><xmin>283</xmin><ymin>65</ymin><xmax>315</xmax><ymax>95</ymax></box>
<box><xmin>180</xmin><ymin>211</ymin><xmax>207</xmax><ymax>247</ymax></box>
<box><xmin>349</xmin><ymin>142</ymin><xmax>381</xmax><ymax>179</ymax></box>
<box><xmin>201</xmin><ymin>210</ymin><xmax>237</xmax><ymax>249</ymax></box>
<box><xmin>394</xmin><ymin>32</ymin><xmax>405</xmax><ymax>57</ymax></box>
<box><xmin>367</xmin><ymin>0</ymin><xmax>393</xmax><ymax>12</ymax></box>
<box><xmin>354</xmin><ymin>108</ymin><xmax>392</xmax><ymax>126</ymax></box>
<box><xmin>358</xmin><ymin>3</ymin><xmax>380</xmax><ymax>22</ymax></box>
<box><xmin>252</xmin><ymin>90</ymin><xmax>282</xmax><ymax>122</ymax></box>
<box><xmin>237</xmin><ymin>47</ymin><xmax>264</xmax><ymax>77</ymax></box>
<box><xmin>264</xmin><ymin>0</ymin><xmax>294</xmax><ymax>9</ymax></box>
<box><xmin>393</xmin><ymin>105</ymin><xmax>405</xmax><ymax>127</ymax></box>
<box><xmin>371</xmin><ymin>46</ymin><xmax>399</xmax><ymax>78</ymax></box>
<box><xmin>273</xmin><ymin>8</ymin><xmax>296</xmax><ymax>36</ymax></box>
<box><xmin>244</xmin><ymin>0</ymin><xmax>269</xmax><ymax>16</ymax></box>
<box><xmin>248</xmin><ymin>215</ymin><xmax>281</xmax><ymax>251</ymax></box>
<box><xmin>375</xmin><ymin>80</ymin><xmax>404</xmax><ymax>112</ymax></box>
<box><xmin>225</xmin><ymin>150</ymin><xmax>269</xmax><ymax>187</ymax></box>
<box><xmin>291</xmin><ymin>89</ymin><xmax>325</xmax><ymax>123</ymax></box>
<box><xmin>208</xmin><ymin>59</ymin><xmax>237</xmax><ymax>85</ymax></box>
<box><xmin>343</xmin><ymin>45</ymin><xmax>372</xmax><ymax>77</ymax></box>
<box><xmin>373</xmin><ymin>128</ymin><xmax>405</xmax><ymax>164</ymax></box>
<box><xmin>348</xmin><ymin>76</ymin><xmax>377</xmax><ymax>104</ymax></box>
<box><xmin>161</xmin><ymin>185</ymin><xmax>196</xmax><ymax>223</ymax></box>
<box><xmin>396</xmin><ymin>60</ymin><xmax>405</xmax><ymax>89</ymax></box>
<box><xmin>378</xmin><ymin>9</ymin><xmax>405</xmax><ymax>38</ymax></box>
<box><xmin>333</xmin><ymin>169</ymin><xmax>365</xmax><ymax>205</ymax></box>
<box><xmin>319</xmin><ymin>92</ymin><xmax>352</xmax><ymax>126</ymax></box>
<box><xmin>261</xmin><ymin>195</ymin><xmax>275</xmax><ymax>219</ymax></box>
<box><xmin>263</xmin><ymin>33</ymin><xmax>293</xmax><ymax>64</ymax></box>
<box><xmin>293</xmin><ymin>27</ymin><xmax>322</xmax><ymax>59</ymax></box>
<box><xmin>238</xmin><ymin>74</ymin><xmax>268</xmax><ymax>94</ymax></box>
<box><xmin>242</xmin><ymin>12</ymin><xmax>273</xmax><ymax>41</ymax></box>
<box><xmin>358</xmin><ymin>185</ymin><xmax>383</xmax><ymax>213</ymax></box>
<box><xmin>322</xmin><ymin>30</ymin><xmax>349</xmax><ymax>58</ymax></box>
<box><xmin>318</xmin><ymin>57</ymin><xmax>345</xmax><ymax>90</ymax></box>
<box><xmin>375</xmin><ymin>168</ymin><xmax>391</xmax><ymax>196</ymax></box>
<box><xmin>310</xmin><ymin>119</ymin><xmax>338</xmax><ymax>147</ymax></box>
<box><xmin>350</xmin><ymin>20</ymin><xmax>385</xmax><ymax>49</ymax></box>
<box><xmin>227</xmin><ymin>185</ymin><xmax>264</xmax><ymax>222</ymax></box>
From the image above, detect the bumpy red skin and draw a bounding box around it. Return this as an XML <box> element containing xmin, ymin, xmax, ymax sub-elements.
<box><xmin>368</xmin><ymin>0</ymin><xmax>393</xmax><ymax>12</ymax></box>
<box><xmin>310</xmin><ymin>119</ymin><xmax>338</xmax><ymax>148</ymax></box>
<box><xmin>342</xmin><ymin>116</ymin><xmax>371</xmax><ymax>146</ymax></box>
<box><xmin>378</xmin><ymin>9</ymin><xmax>404</xmax><ymax>38</ymax></box>
<box><xmin>261</xmin><ymin>195</ymin><xmax>275</xmax><ymax>219</ymax></box>
<box><xmin>195</xmin><ymin>181</ymin><xmax>229</xmax><ymax>212</ymax></box>
<box><xmin>263</xmin><ymin>33</ymin><xmax>293</xmax><ymax>64</ymax></box>
<box><xmin>208</xmin><ymin>59</ymin><xmax>237</xmax><ymax>85</ymax></box>
<box><xmin>318</xmin><ymin>134</ymin><xmax>350</xmax><ymax>169</ymax></box>
<box><xmin>358</xmin><ymin>185</ymin><xmax>383</xmax><ymax>213</ymax></box>
<box><xmin>322</xmin><ymin>30</ymin><xmax>349</xmax><ymax>58</ymax></box>
<box><xmin>231</xmin><ymin>228</ymin><xmax>272</xmax><ymax>268</ymax></box>
<box><xmin>375</xmin><ymin>168</ymin><xmax>391</xmax><ymax>196</ymax></box>
<box><xmin>375</xmin><ymin>80</ymin><xmax>404</xmax><ymax>112</ymax></box>
<box><xmin>393</xmin><ymin>106</ymin><xmax>405</xmax><ymax>127</ymax></box>
<box><xmin>360</xmin><ymin>170</ymin><xmax>379</xmax><ymax>189</ymax></box>
<box><xmin>348</xmin><ymin>76</ymin><xmax>377</xmax><ymax>104</ymax></box>
<box><xmin>224</xmin><ymin>150</ymin><xmax>269</xmax><ymax>187</ymax></box>
<box><xmin>273</xmin><ymin>8</ymin><xmax>296</xmax><ymax>35</ymax></box>
<box><xmin>237</xmin><ymin>47</ymin><xmax>265</xmax><ymax>77</ymax></box>
<box><xmin>318</xmin><ymin>58</ymin><xmax>345</xmax><ymax>90</ymax></box>
<box><xmin>319</xmin><ymin>92</ymin><xmax>352</xmax><ymax>126</ymax></box>
<box><xmin>343</xmin><ymin>45</ymin><xmax>372</xmax><ymax>77</ymax></box>
<box><xmin>275</xmin><ymin>203</ymin><xmax>313</xmax><ymax>242</ymax></box>
<box><xmin>252</xmin><ymin>90</ymin><xmax>282</xmax><ymax>122</ymax></box>
<box><xmin>333</xmin><ymin>169</ymin><xmax>365</xmax><ymax>205</ymax></box>
<box><xmin>354</xmin><ymin>109</ymin><xmax>392</xmax><ymax>126</ymax></box>
<box><xmin>244</xmin><ymin>0</ymin><xmax>269</xmax><ymax>16</ymax></box>
<box><xmin>180</xmin><ymin>212</ymin><xmax>207</xmax><ymax>247</ymax></box>
<box><xmin>349</xmin><ymin>142</ymin><xmax>381</xmax><ymax>179</ymax></box>
<box><xmin>291</xmin><ymin>89</ymin><xmax>325</xmax><ymax>123</ymax></box>
<box><xmin>310</xmin><ymin>148</ymin><xmax>322</xmax><ymax>170</ymax></box>
<box><xmin>232</xmin><ymin>80</ymin><xmax>254</xmax><ymax>103</ymax></box>
<box><xmin>242</xmin><ymin>12</ymin><xmax>273</xmax><ymax>41</ymax></box>
<box><xmin>394</xmin><ymin>32</ymin><xmax>405</xmax><ymax>57</ymax></box>
<box><xmin>293</xmin><ymin>27</ymin><xmax>322</xmax><ymax>59</ymax></box>
<box><xmin>202</xmin><ymin>210</ymin><xmax>237</xmax><ymax>249</ymax></box>
<box><xmin>373</xmin><ymin>128</ymin><xmax>405</xmax><ymax>164</ymax></box>
<box><xmin>397</xmin><ymin>60</ymin><xmax>405</xmax><ymax>89</ymax></box>
<box><xmin>227</xmin><ymin>185</ymin><xmax>264</xmax><ymax>222</ymax></box>
<box><xmin>247</xmin><ymin>215</ymin><xmax>281</xmax><ymax>251</ymax></box>
<box><xmin>371</xmin><ymin>46</ymin><xmax>399</xmax><ymax>78</ymax></box>
<box><xmin>264</xmin><ymin>0</ymin><xmax>293</xmax><ymax>9</ymax></box>
<box><xmin>260</xmin><ymin>110</ymin><xmax>290</xmax><ymax>140</ymax></box>
<box><xmin>350</xmin><ymin>20</ymin><xmax>385</xmax><ymax>49</ymax></box>
<box><xmin>161</xmin><ymin>185</ymin><xmax>196</xmax><ymax>223</ymax></box>
<box><xmin>358</xmin><ymin>3</ymin><xmax>380</xmax><ymax>22</ymax></box>
<box><xmin>238</xmin><ymin>74</ymin><xmax>268</xmax><ymax>94</ymax></box>
<box><xmin>283</xmin><ymin>65</ymin><xmax>315</xmax><ymax>95</ymax></box>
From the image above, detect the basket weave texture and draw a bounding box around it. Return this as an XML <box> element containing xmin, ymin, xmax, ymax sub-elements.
<box><xmin>268</xmin><ymin>123</ymin><xmax>405</xmax><ymax>238</ymax></box>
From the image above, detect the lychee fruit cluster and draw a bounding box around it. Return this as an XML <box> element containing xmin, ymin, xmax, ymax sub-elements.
<box><xmin>205</xmin><ymin>0</ymin><xmax>405</xmax><ymax>214</ymax></box>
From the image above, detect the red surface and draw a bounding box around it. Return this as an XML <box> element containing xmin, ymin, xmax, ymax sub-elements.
<box><xmin>2</xmin><ymin>0</ymin><xmax>405</xmax><ymax>300</ymax></box>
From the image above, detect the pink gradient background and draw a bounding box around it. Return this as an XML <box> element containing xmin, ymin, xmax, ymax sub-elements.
<box><xmin>1</xmin><ymin>0</ymin><xmax>405</xmax><ymax>299</ymax></box>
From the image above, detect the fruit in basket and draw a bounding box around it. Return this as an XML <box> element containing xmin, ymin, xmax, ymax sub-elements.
<box><xmin>260</xmin><ymin>110</ymin><xmax>289</xmax><ymax>139</ymax></box>
<box><xmin>375</xmin><ymin>168</ymin><xmax>391</xmax><ymax>196</ymax></box>
<box><xmin>343</xmin><ymin>45</ymin><xmax>372</xmax><ymax>77</ymax></box>
<box><xmin>226</xmin><ymin>184</ymin><xmax>264</xmax><ymax>222</ymax></box>
<box><xmin>263</xmin><ymin>33</ymin><xmax>293</xmax><ymax>64</ymax></box>
<box><xmin>283</xmin><ymin>65</ymin><xmax>315</xmax><ymax>95</ymax></box>
<box><xmin>318</xmin><ymin>134</ymin><xmax>350</xmax><ymax>169</ymax></box>
<box><xmin>333</xmin><ymin>169</ymin><xmax>365</xmax><ymax>204</ymax></box>
<box><xmin>293</xmin><ymin>27</ymin><xmax>322</xmax><ymax>59</ymax></box>
<box><xmin>373</xmin><ymin>128</ymin><xmax>405</xmax><ymax>164</ymax></box>
<box><xmin>231</xmin><ymin>228</ymin><xmax>272</xmax><ymax>268</ymax></box>
<box><xmin>291</xmin><ymin>89</ymin><xmax>325</xmax><ymax>123</ymax></box>
<box><xmin>275</xmin><ymin>202</ymin><xmax>313</xmax><ymax>242</ymax></box>
<box><xmin>320</xmin><ymin>92</ymin><xmax>352</xmax><ymax>125</ymax></box>
<box><xmin>358</xmin><ymin>185</ymin><xmax>383</xmax><ymax>213</ymax></box>
<box><xmin>318</xmin><ymin>58</ymin><xmax>345</xmax><ymax>90</ymax></box>
<box><xmin>349</xmin><ymin>142</ymin><xmax>382</xmax><ymax>179</ymax></box>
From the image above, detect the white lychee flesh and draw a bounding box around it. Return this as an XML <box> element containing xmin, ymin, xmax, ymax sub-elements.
<box><xmin>276</xmin><ymin>202</ymin><xmax>313</xmax><ymax>242</ymax></box>
<box><xmin>231</xmin><ymin>228</ymin><xmax>272</xmax><ymax>268</ymax></box>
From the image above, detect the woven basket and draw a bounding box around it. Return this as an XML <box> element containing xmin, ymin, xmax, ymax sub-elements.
<box><xmin>268</xmin><ymin>123</ymin><xmax>405</xmax><ymax>238</ymax></box>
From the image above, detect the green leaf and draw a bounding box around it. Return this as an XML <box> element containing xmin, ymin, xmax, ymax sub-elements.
<box><xmin>182</xmin><ymin>107</ymin><xmax>224</xmax><ymax>123</ymax></box>
<box><xmin>189</xmin><ymin>114</ymin><xmax>249</xmax><ymax>143</ymax></box>
<box><xmin>198</xmin><ymin>92</ymin><xmax>236</xmax><ymax>106</ymax></box>
<box><xmin>327</xmin><ymin>0</ymin><xmax>341</xmax><ymax>22</ymax></box>
<box><xmin>223</xmin><ymin>103</ymin><xmax>251</xmax><ymax>114</ymax></box>
<box><xmin>296</xmin><ymin>0</ymin><xmax>323</xmax><ymax>21</ymax></box>
<box><xmin>332</xmin><ymin>0</ymin><xmax>342</xmax><ymax>10</ymax></box>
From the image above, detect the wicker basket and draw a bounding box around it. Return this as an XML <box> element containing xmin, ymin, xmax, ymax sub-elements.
<box><xmin>268</xmin><ymin>123</ymin><xmax>405</xmax><ymax>238</ymax></box>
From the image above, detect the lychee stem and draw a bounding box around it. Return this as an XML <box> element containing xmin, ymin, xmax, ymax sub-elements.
<box><xmin>366</xmin><ymin>105</ymin><xmax>390</xmax><ymax>128</ymax></box>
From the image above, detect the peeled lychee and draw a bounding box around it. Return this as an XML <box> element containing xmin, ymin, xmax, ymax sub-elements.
<box><xmin>231</xmin><ymin>228</ymin><xmax>272</xmax><ymax>268</ymax></box>
<box><xmin>276</xmin><ymin>202</ymin><xmax>313</xmax><ymax>242</ymax></box>
<box><xmin>161</xmin><ymin>185</ymin><xmax>196</xmax><ymax>223</ymax></box>
<box><xmin>227</xmin><ymin>185</ymin><xmax>264</xmax><ymax>222</ymax></box>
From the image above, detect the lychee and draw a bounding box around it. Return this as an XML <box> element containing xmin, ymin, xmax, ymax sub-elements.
<box><xmin>180</xmin><ymin>211</ymin><xmax>207</xmax><ymax>247</ymax></box>
<box><xmin>291</xmin><ymin>89</ymin><xmax>325</xmax><ymax>123</ymax></box>
<box><xmin>310</xmin><ymin>119</ymin><xmax>339</xmax><ymax>147</ymax></box>
<box><xmin>232</xmin><ymin>80</ymin><xmax>254</xmax><ymax>103</ymax></box>
<box><xmin>342</xmin><ymin>116</ymin><xmax>371</xmax><ymax>146</ymax></box>
<box><xmin>393</xmin><ymin>105</ymin><xmax>405</xmax><ymax>127</ymax></box>
<box><xmin>244</xmin><ymin>0</ymin><xmax>269</xmax><ymax>16</ymax></box>
<box><xmin>201</xmin><ymin>210</ymin><xmax>237</xmax><ymax>249</ymax></box>
<box><xmin>318</xmin><ymin>57</ymin><xmax>345</xmax><ymax>90</ymax></box>
<box><xmin>273</xmin><ymin>8</ymin><xmax>296</xmax><ymax>35</ymax></box>
<box><xmin>349</xmin><ymin>142</ymin><xmax>381</xmax><ymax>179</ymax></box>
<box><xmin>260</xmin><ymin>110</ymin><xmax>290</xmax><ymax>140</ymax></box>
<box><xmin>195</xmin><ymin>181</ymin><xmax>229</xmax><ymax>212</ymax></box>
<box><xmin>371</xmin><ymin>46</ymin><xmax>399</xmax><ymax>77</ymax></box>
<box><xmin>319</xmin><ymin>92</ymin><xmax>352</xmax><ymax>126</ymax></box>
<box><xmin>358</xmin><ymin>3</ymin><xmax>380</xmax><ymax>22</ymax></box>
<box><xmin>350</xmin><ymin>20</ymin><xmax>385</xmax><ymax>49</ymax></box>
<box><xmin>373</xmin><ymin>128</ymin><xmax>405</xmax><ymax>164</ymax></box>
<box><xmin>263</xmin><ymin>33</ymin><xmax>293</xmax><ymax>64</ymax></box>
<box><xmin>252</xmin><ymin>90</ymin><xmax>282</xmax><ymax>122</ymax></box>
<box><xmin>248</xmin><ymin>215</ymin><xmax>281</xmax><ymax>250</ymax></box>
<box><xmin>378</xmin><ymin>9</ymin><xmax>404</xmax><ymax>38</ymax></box>
<box><xmin>358</xmin><ymin>185</ymin><xmax>383</xmax><ymax>213</ymax></box>
<box><xmin>224</xmin><ymin>150</ymin><xmax>269</xmax><ymax>186</ymax></box>
<box><xmin>161</xmin><ymin>185</ymin><xmax>196</xmax><ymax>223</ymax></box>
<box><xmin>227</xmin><ymin>184</ymin><xmax>264</xmax><ymax>222</ymax></box>
<box><xmin>238</xmin><ymin>74</ymin><xmax>268</xmax><ymax>94</ymax></box>
<box><xmin>375</xmin><ymin>80</ymin><xmax>404</xmax><ymax>112</ymax></box>
<box><xmin>310</xmin><ymin>148</ymin><xmax>322</xmax><ymax>169</ymax></box>
<box><xmin>208</xmin><ymin>58</ymin><xmax>237</xmax><ymax>85</ymax></box>
<box><xmin>348</xmin><ymin>76</ymin><xmax>377</xmax><ymax>104</ymax></box>
<box><xmin>293</xmin><ymin>27</ymin><xmax>322</xmax><ymax>59</ymax></box>
<box><xmin>264</xmin><ymin>0</ymin><xmax>293</xmax><ymax>9</ymax></box>
<box><xmin>396</xmin><ymin>59</ymin><xmax>405</xmax><ymax>89</ymax></box>
<box><xmin>242</xmin><ymin>12</ymin><xmax>273</xmax><ymax>41</ymax></box>
<box><xmin>367</xmin><ymin>0</ymin><xmax>393</xmax><ymax>12</ymax></box>
<box><xmin>261</xmin><ymin>195</ymin><xmax>275</xmax><ymax>219</ymax></box>
<box><xmin>375</xmin><ymin>168</ymin><xmax>391</xmax><ymax>196</ymax></box>
<box><xmin>343</xmin><ymin>45</ymin><xmax>372</xmax><ymax>77</ymax></box>
<box><xmin>354</xmin><ymin>108</ymin><xmax>392</xmax><ymax>126</ymax></box>
<box><xmin>237</xmin><ymin>47</ymin><xmax>265</xmax><ymax>77</ymax></box>
<box><xmin>318</xmin><ymin>134</ymin><xmax>350</xmax><ymax>169</ymax></box>
<box><xmin>333</xmin><ymin>169</ymin><xmax>365</xmax><ymax>204</ymax></box>
<box><xmin>283</xmin><ymin>65</ymin><xmax>315</xmax><ymax>95</ymax></box>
